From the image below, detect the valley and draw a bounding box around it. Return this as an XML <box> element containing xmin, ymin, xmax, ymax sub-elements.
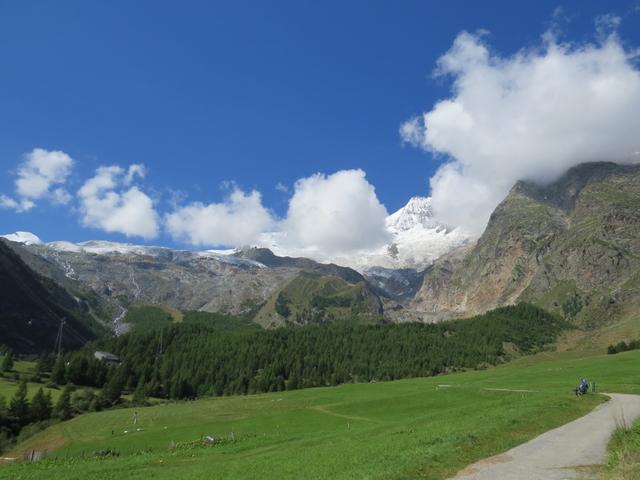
<box><xmin>4</xmin><ymin>5</ymin><xmax>640</xmax><ymax>478</ymax></box>
<box><xmin>1</xmin><ymin>162</ymin><xmax>640</xmax><ymax>479</ymax></box>
<box><xmin>2</xmin><ymin>349</ymin><xmax>638</xmax><ymax>480</ymax></box>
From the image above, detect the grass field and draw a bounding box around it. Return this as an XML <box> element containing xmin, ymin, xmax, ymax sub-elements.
<box><xmin>603</xmin><ymin>417</ymin><xmax>640</xmax><ymax>479</ymax></box>
<box><xmin>2</xmin><ymin>350</ymin><xmax>639</xmax><ymax>480</ymax></box>
<box><xmin>0</xmin><ymin>360</ymin><xmax>62</xmax><ymax>402</ymax></box>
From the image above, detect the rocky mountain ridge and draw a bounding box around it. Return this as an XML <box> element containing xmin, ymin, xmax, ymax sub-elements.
<box><xmin>2</xmin><ymin>237</ymin><xmax>417</xmax><ymax>336</ymax></box>
<box><xmin>411</xmin><ymin>162</ymin><xmax>640</xmax><ymax>328</ymax></box>
<box><xmin>1</xmin><ymin>195</ymin><xmax>464</xmax><ymax>333</ymax></box>
<box><xmin>4</xmin><ymin>161</ymin><xmax>639</xmax><ymax>343</ymax></box>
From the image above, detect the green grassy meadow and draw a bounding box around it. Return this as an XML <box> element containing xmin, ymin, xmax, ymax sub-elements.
<box><xmin>0</xmin><ymin>360</ymin><xmax>62</xmax><ymax>402</ymax></box>
<box><xmin>2</xmin><ymin>349</ymin><xmax>639</xmax><ymax>479</ymax></box>
<box><xmin>603</xmin><ymin>417</ymin><xmax>640</xmax><ymax>479</ymax></box>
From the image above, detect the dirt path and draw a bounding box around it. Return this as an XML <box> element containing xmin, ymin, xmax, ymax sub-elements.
<box><xmin>309</xmin><ymin>405</ymin><xmax>383</xmax><ymax>424</ymax></box>
<box><xmin>451</xmin><ymin>393</ymin><xmax>640</xmax><ymax>480</ymax></box>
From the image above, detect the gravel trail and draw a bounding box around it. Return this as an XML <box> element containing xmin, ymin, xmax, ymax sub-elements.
<box><xmin>451</xmin><ymin>393</ymin><xmax>640</xmax><ymax>480</ymax></box>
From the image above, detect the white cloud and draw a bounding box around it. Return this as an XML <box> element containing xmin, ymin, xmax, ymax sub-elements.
<box><xmin>165</xmin><ymin>189</ymin><xmax>275</xmax><ymax>246</ymax></box>
<box><xmin>1</xmin><ymin>148</ymin><xmax>74</xmax><ymax>212</ymax></box>
<box><xmin>0</xmin><ymin>195</ymin><xmax>22</xmax><ymax>211</ymax></box>
<box><xmin>595</xmin><ymin>14</ymin><xmax>622</xmax><ymax>39</ymax></box>
<box><xmin>78</xmin><ymin>165</ymin><xmax>159</xmax><ymax>239</ymax></box>
<box><xmin>401</xmin><ymin>27</ymin><xmax>640</xmax><ymax>234</ymax></box>
<box><xmin>51</xmin><ymin>188</ymin><xmax>72</xmax><ymax>205</ymax></box>
<box><xmin>166</xmin><ymin>169</ymin><xmax>390</xmax><ymax>257</ymax></box>
<box><xmin>124</xmin><ymin>164</ymin><xmax>146</xmax><ymax>185</ymax></box>
<box><xmin>280</xmin><ymin>169</ymin><xmax>390</xmax><ymax>256</ymax></box>
<box><xmin>275</xmin><ymin>182</ymin><xmax>289</xmax><ymax>193</ymax></box>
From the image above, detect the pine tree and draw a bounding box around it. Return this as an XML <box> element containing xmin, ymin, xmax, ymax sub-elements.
<box><xmin>1</xmin><ymin>352</ymin><xmax>13</xmax><ymax>372</ymax></box>
<box><xmin>131</xmin><ymin>379</ymin><xmax>146</xmax><ymax>406</ymax></box>
<box><xmin>100</xmin><ymin>370</ymin><xmax>124</xmax><ymax>406</ymax></box>
<box><xmin>9</xmin><ymin>380</ymin><xmax>30</xmax><ymax>425</ymax></box>
<box><xmin>0</xmin><ymin>394</ymin><xmax>7</xmax><ymax>426</ymax></box>
<box><xmin>54</xmin><ymin>386</ymin><xmax>73</xmax><ymax>420</ymax></box>
<box><xmin>30</xmin><ymin>387</ymin><xmax>53</xmax><ymax>422</ymax></box>
<box><xmin>52</xmin><ymin>356</ymin><xmax>66</xmax><ymax>385</ymax></box>
<box><xmin>36</xmin><ymin>353</ymin><xmax>53</xmax><ymax>375</ymax></box>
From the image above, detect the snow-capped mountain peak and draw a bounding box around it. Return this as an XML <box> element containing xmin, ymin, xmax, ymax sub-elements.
<box><xmin>2</xmin><ymin>194</ymin><xmax>475</xmax><ymax>273</ymax></box>
<box><xmin>386</xmin><ymin>196</ymin><xmax>436</xmax><ymax>232</ymax></box>
<box><xmin>1</xmin><ymin>231</ymin><xmax>43</xmax><ymax>245</ymax></box>
<box><xmin>262</xmin><ymin>196</ymin><xmax>474</xmax><ymax>271</ymax></box>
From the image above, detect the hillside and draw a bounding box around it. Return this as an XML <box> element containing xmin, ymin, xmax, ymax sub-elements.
<box><xmin>253</xmin><ymin>272</ymin><xmax>384</xmax><ymax>327</ymax></box>
<box><xmin>0</xmin><ymin>197</ymin><xmax>472</xmax><ymax>332</ymax></box>
<box><xmin>412</xmin><ymin>162</ymin><xmax>640</xmax><ymax>332</ymax></box>
<box><xmin>0</xmin><ymin>240</ymin><xmax>105</xmax><ymax>354</ymax></box>
<box><xmin>71</xmin><ymin>303</ymin><xmax>566</xmax><ymax>399</ymax></box>
<box><xmin>2</xmin><ymin>239</ymin><xmax>392</xmax><ymax>332</ymax></box>
<box><xmin>234</xmin><ymin>247</ymin><xmax>364</xmax><ymax>283</ymax></box>
<box><xmin>6</xmin><ymin>349</ymin><xmax>640</xmax><ymax>480</ymax></box>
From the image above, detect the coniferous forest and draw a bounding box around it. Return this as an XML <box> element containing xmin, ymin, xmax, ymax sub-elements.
<box><xmin>47</xmin><ymin>303</ymin><xmax>567</xmax><ymax>400</ymax></box>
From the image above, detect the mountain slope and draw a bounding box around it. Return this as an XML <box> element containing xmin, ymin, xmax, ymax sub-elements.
<box><xmin>412</xmin><ymin>162</ymin><xmax>640</xmax><ymax>329</ymax></box>
<box><xmin>253</xmin><ymin>272</ymin><xmax>383</xmax><ymax>328</ymax></box>
<box><xmin>234</xmin><ymin>247</ymin><xmax>364</xmax><ymax>283</ymax></box>
<box><xmin>0</xmin><ymin>240</ymin><xmax>105</xmax><ymax>353</ymax></box>
<box><xmin>2</xmin><ymin>237</ymin><xmax>391</xmax><ymax>331</ymax></box>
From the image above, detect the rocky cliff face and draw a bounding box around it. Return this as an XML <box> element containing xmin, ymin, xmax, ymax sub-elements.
<box><xmin>411</xmin><ymin>162</ymin><xmax>640</xmax><ymax>327</ymax></box>
<box><xmin>2</xmin><ymin>239</ymin><xmax>387</xmax><ymax>332</ymax></box>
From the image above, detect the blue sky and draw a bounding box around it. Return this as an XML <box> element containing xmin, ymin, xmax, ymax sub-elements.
<box><xmin>1</xmin><ymin>0</ymin><xmax>640</xmax><ymax>249</ymax></box>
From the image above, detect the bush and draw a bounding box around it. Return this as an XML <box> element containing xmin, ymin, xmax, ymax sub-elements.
<box><xmin>93</xmin><ymin>448</ymin><xmax>120</xmax><ymax>458</ymax></box>
<box><xmin>1</xmin><ymin>352</ymin><xmax>14</xmax><ymax>372</ymax></box>
<box><xmin>71</xmin><ymin>389</ymin><xmax>96</xmax><ymax>414</ymax></box>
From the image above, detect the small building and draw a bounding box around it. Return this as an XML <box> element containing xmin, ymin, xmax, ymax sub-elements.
<box><xmin>94</xmin><ymin>350</ymin><xmax>121</xmax><ymax>366</ymax></box>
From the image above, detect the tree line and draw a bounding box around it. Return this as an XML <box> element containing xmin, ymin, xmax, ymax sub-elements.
<box><xmin>0</xmin><ymin>350</ymin><xmax>146</xmax><ymax>453</ymax></box>
<box><xmin>49</xmin><ymin>303</ymin><xmax>566</xmax><ymax>401</ymax></box>
<box><xmin>607</xmin><ymin>339</ymin><xmax>640</xmax><ymax>355</ymax></box>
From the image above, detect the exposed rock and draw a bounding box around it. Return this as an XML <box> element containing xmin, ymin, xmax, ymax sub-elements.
<box><xmin>412</xmin><ymin>162</ymin><xmax>640</xmax><ymax>327</ymax></box>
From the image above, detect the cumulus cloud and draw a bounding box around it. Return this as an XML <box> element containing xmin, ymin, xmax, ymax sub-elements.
<box><xmin>166</xmin><ymin>169</ymin><xmax>390</xmax><ymax>257</ymax></box>
<box><xmin>165</xmin><ymin>189</ymin><xmax>276</xmax><ymax>246</ymax></box>
<box><xmin>401</xmin><ymin>25</ymin><xmax>640</xmax><ymax>234</ymax></box>
<box><xmin>280</xmin><ymin>169</ymin><xmax>390</xmax><ymax>256</ymax></box>
<box><xmin>78</xmin><ymin>165</ymin><xmax>159</xmax><ymax>239</ymax></box>
<box><xmin>1</xmin><ymin>148</ymin><xmax>74</xmax><ymax>212</ymax></box>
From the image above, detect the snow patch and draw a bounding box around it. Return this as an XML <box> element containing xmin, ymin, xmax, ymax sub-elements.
<box><xmin>1</xmin><ymin>231</ymin><xmax>43</xmax><ymax>245</ymax></box>
<box><xmin>4</xmin><ymin>195</ymin><xmax>475</xmax><ymax>272</ymax></box>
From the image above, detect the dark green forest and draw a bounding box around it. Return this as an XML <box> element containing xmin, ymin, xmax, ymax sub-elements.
<box><xmin>607</xmin><ymin>339</ymin><xmax>640</xmax><ymax>355</ymax></box>
<box><xmin>51</xmin><ymin>303</ymin><xmax>567</xmax><ymax>400</ymax></box>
